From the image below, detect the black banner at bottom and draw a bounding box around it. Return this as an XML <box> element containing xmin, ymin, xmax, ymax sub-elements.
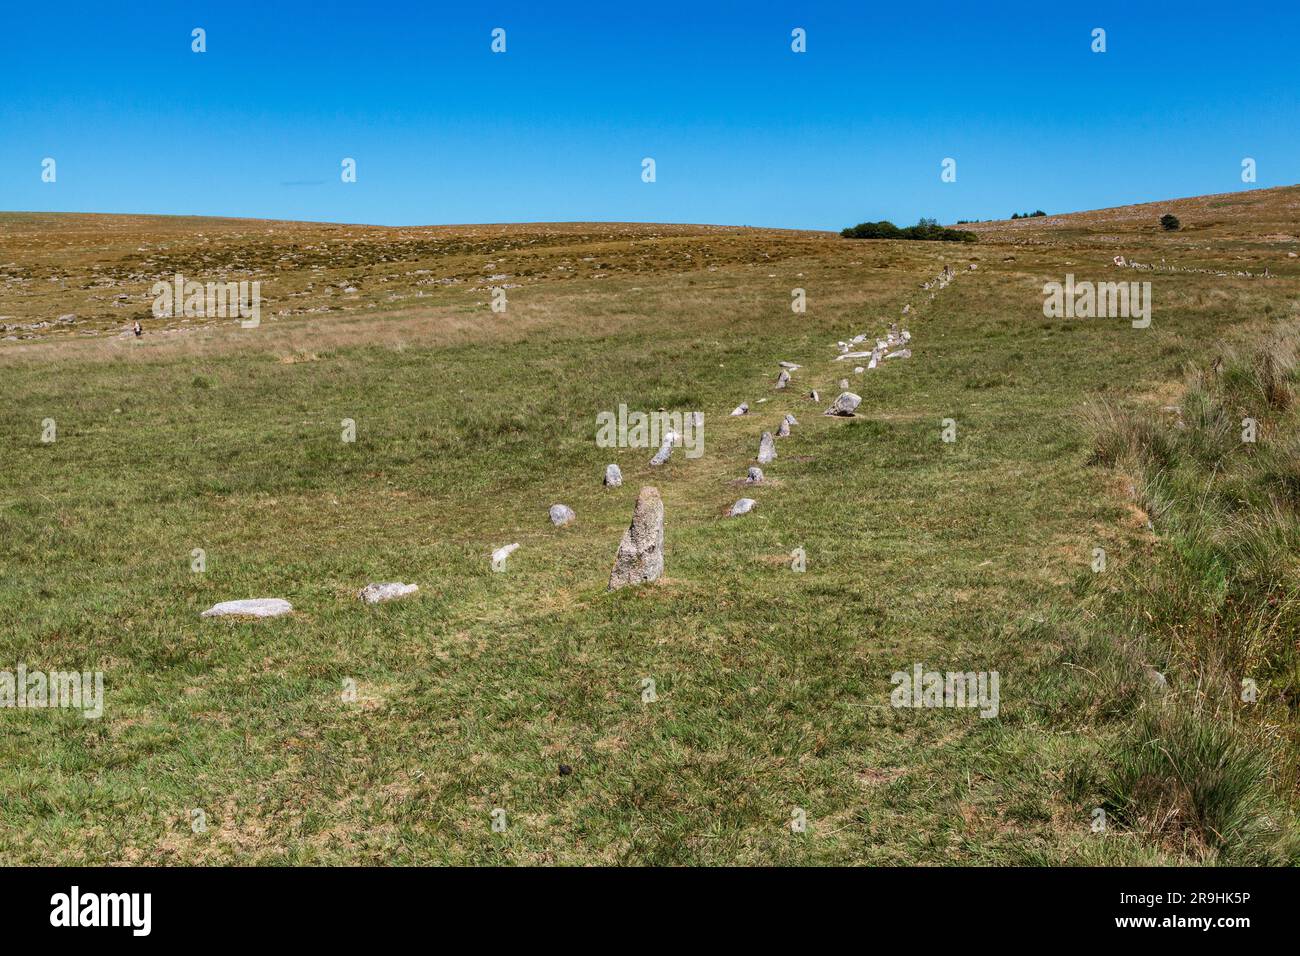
<box><xmin>0</xmin><ymin>866</ymin><xmax>1283</xmax><ymax>941</ymax></box>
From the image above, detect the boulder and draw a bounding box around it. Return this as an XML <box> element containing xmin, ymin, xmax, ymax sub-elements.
<box><xmin>745</xmin><ymin>466</ymin><xmax>764</xmax><ymax>484</ymax></box>
<box><xmin>608</xmin><ymin>487</ymin><xmax>664</xmax><ymax>590</ymax></box>
<box><xmin>604</xmin><ymin>464</ymin><xmax>622</xmax><ymax>487</ymax></box>
<box><xmin>549</xmin><ymin>504</ymin><xmax>576</xmax><ymax>526</ymax></box>
<box><xmin>825</xmin><ymin>392</ymin><xmax>862</xmax><ymax>417</ymax></box>
<box><xmin>776</xmin><ymin>419</ymin><xmax>791</xmax><ymax>438</ymax></box>
<box><xmin>728</xmin><ymin>498</ymin><xmax>757</xmax><ymax>517</ymax></box>
<box><xmin>730</xmin><ymin>402</ymin><xmax>749</xmax><ymax>416</ymax></box>
<box><xmin>757</xmin><ymin>431</ymin><xmax>777</xmax><ymax>463</ymax></box>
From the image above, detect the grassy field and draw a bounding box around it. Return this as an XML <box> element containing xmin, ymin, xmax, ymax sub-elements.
<box><xmin>2</xmin><ymin>187</ymin><xmax>1298</xmax><ymax>864</ymax></box>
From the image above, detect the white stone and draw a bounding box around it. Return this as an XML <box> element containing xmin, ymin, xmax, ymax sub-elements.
<box><xmin>757</xmin><ymin>432</ymin><xmax>777</xmax><ymax>464</ymax></box>
<box><xmin>549</xmin><ymin>504</ymin><xmax>576</xmax><ymax>526</ymax></box>
<box><xmin>201</xmin><ymin>598</ymin><xmax>292</xmax><ymax>619</ymax></box>
<box><xmin>729</xmin><ymin>498</ymin><xmax>757</xmax><ymax>517</ymax></box>
<box><xmin>604</xmin><ymin>464</ymin><xmax>622</xmax><ymax>487</ymax></box>
<box><xmin>730</xmin><ymin>402</ymin><xmax>749</xmax><ymax>416</ymax></box>
<box><xmin>360</xmin><ymin>582</ymin><xmax>418</xmax><ymax>604</ymax></box>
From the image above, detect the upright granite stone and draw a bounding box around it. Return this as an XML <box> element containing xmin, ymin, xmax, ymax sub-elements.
<box><xmin>604</xmin><ymin>464</ymin><xmax>623</xmax><ymax>487</ymax></box>
<box><xmin>608</xmin><ymin>487</ymin><xmax>665</xmax><ymax>590</ymax></box>
<box><xmin>757</xmin><ymin>431</ymin><xmax>777</xmax><ymax>463</ymax></box>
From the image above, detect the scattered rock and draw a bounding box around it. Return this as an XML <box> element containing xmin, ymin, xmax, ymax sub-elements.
<box><xmin>604</xmin><ymin>464</ymin><xmax>623</xmax><ymax>487</ymax></box>
<box><xmin>854</xmin><ymin>366</ymin><xmax>865</xmax><ymax>374</ymax></box>
<box><xmin>775</xmin><ymin>369</ymin><xmax>791</xmax><ymax>389</ymax></box>
<box><xmin>360</xmin><ymin>582</ymin><xmax>419</xmax><ymax>604</ymax></box>
<box><xmin>757</xmin><ymin>431</ymin><xmax>777</xmax><ymax>463</ymax></box>
<box><xmin>808</xmin><ymin>390</ymin><xmax>819</xmax><ymax>402</ymax></box>
<box><xmin>783</xmin><ymin>413</ymin><xmax>798</xmax><ymax>426</ymax></box>
<box><xmin>730</xmin><ymin>402</ymin><xmax>749</xmax><ymax>416</ymax></box>
<box><xmin>728</xmin><ymin>498</ymin><xmax>757</xmax><ymax>517</ymax></box>
<box><xmin>884</xmin><ymin>349</ymin><xmax>912</xmax><ymax>360</ymax></box>
<box><xmin>839</xmin><ymin>379</ymin><xmax>849</xmax><ymax>389</ymax></box>
<box><xmin>608</xmin><ymin>486</ymin><xmax>664</xmax><ymax>590</ymax></box>
<box><xmin>201</xmin><ymin>598</ymin><xmax>292</xmax><ymax>619</ymax></box>
<box><xmin>745</xmin><ymin>466</ymin><xmax>764</xmax><ymax>484</ymax></box>
<box><xmin>825</xmin><ymin>392</ymin><xmax>862</xmax><ymax>417</ymax></box>
<box><xmin>778</xmin><ymin>361</ymin><xmax>801</xmax><ymax>370</ymax></box>
<box><xmin>776</xmin><ymin>419</ymin><xmax>791</xmax><ymax>438</ymax></box>
<box><xmin>549</xmin><ymin>504</ymin><xmax>576</xmax><ymax>526</ymax></box>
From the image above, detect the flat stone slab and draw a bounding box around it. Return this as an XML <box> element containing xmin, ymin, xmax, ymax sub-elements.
<box><xmin>201</xmin><ymin>598</ymin><xmax>292</xmax><ymax>619</ymax></box>
<box><xmin>360</xmin><ymin>582</ymin><xmax>419</xmax><ymax>604</ymax></box>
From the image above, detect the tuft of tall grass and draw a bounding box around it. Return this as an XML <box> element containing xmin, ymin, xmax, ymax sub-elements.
<box><xmin>1101</xmin><ymin>706</ymin><xmax>1295</xmax><ymax>864</ymax></box>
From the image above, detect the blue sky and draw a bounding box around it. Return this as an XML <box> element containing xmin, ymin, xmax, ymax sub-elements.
<box><xmin>1</xmin><ymin>0</ymin><xmax>1296</xmax><ymax>229</ymax></box>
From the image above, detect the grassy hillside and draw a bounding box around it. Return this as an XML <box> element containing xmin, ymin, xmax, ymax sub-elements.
<box><xmin>1</xmin><ymin>190</ymin><xmax>1297</xmax><ymax>864</ymax></box>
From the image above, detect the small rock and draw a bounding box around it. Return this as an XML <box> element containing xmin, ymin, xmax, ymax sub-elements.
<box><xmin>549</xmin><ymin>504</ymin><xmax>576</xmax><ymax>526</ymax></box>
<box><xmin>492</xmin><ymin>543</ymin><xmax>520</xmax><ymax>567</ymax></box>
<box><xmin>604</xmin><ymin>464</ymin><xmax>622</xmax><ymax>487</ymax></box>
<box><xmin>559</xmin><ymin>764</ymin><xmax>573</xmax><ymax>776</ymax></box>
<box><xmin>777</xmin><ymin>419</ymin><xmax>791</xmax><ymax>438</ymax></box>
<box><xmin>757</xmin><ymin>431</ymin><xmax>777</xmax><ymax>464</ymax></box>
<box><xmin>360</xmin><ymin>582</ymin><xmax>418</xmax><ymax>604</ymax></box>
<box><xmin>884</xmin><ymin>349</ymin><xmax>912</xmax><ymax>360</ymax></box>
<box><xmin>728</xmin><ymin>497</ymin><xmax>757</xmax><ymax>517</ymax></box>
<box><xmin>839</xmin><ymin>379</ymin><xmax>849</xmax><ymax>389</ymax></box>
<box><xmin>778</xmin><ymin>361</ymin><xmax>801</xmax><ymax>370</ymax></box>
<box><xmin>730</xmin><ymin>402</ymin><xmax>749</xmax><ymax>416</ymax></box>
<box><xmin>784</xmin><ymin>413</ymin><xmax>798</xmax><ymax>426</ymax></box>
<box><xmin>745</xmin><ymin>466</ymin><xmax>764</xmax><ymax>484</ymax></box>
<box><xmin>649</xmin><ymin>430</ymin><xmax>676</xmax><ymax>466</ymax></box>
<box><xmin>608</xmin><ymin>486</ymin><xmax>664</xmax><ymax>590</ymax></box>
<box><xmin>775</xmin><ymin>369</ymin><xmax>791</xmax><ymax>389</ymax></box>
<box><xmin>854</xmin><ymin>366</ymin><xmax>864</xmax><ymax>374</ymax></box>
<box><xmin>825</xmin><ymin>392</ymin><xmax>862</xmax><ymax>417</ymax></box>
<box><xmin>808</xmin><ymin>390</ymin><xmax>819</xmax><ymax>402</ymax></box>
<box><xmin>201</xmin><ymin>598</ymin><xmax>292</xmax><ymax>619</ymax></box>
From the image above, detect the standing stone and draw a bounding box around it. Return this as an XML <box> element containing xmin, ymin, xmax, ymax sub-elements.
<box><xmin>757</xmin><ymin>431</ymin><xmax>777</xmax><ymax>463</ymax></box>
<box><xmin>608</xmin><ymin>486</ymin><xmax>664</xmax><ymax>590</ymax></box>
<box><xmin>549</xmin><ymin>503</ymin><xmax>576</xmax><ymax>526</ymax></box>
<box><xmin>784</xmin><ymin>413</ymin><xmax>798</xmax><ymax>426</ymax></box>
<box><xmin>825</xmin><ymin>392</ymin><xmax>862</xmax><ymax>417</ymax></box>
<box><xmin>808</xmin><ymin>390</ymin><xmax>819</xmax><ymax>403</ymax></box>
<box><xmin>728</xmin><ymin>498</ymin><xmax>757</xmax><ymax>517</ymax></box>
<box><xmin>775</xmin><ymin>369</ymin><xmax>791</xmax><ymax>389</ymax></box>
<box><xmin>730</xmin><ymin>402</ymin><xmax>749</xmax><ymax>416</ymax></box>
<box><xmin>777</xmin><ymin>419</ymin><xmax>791</xmax><ymax>438</ymax></box>
<box><xmin>745</xmin><ymin>466</ymin><xmax>764</xmax><ymax>484</ymax></box>
<box><xmin>604</xmin><ymin>464</ymin><xmax>622</xmax><ymax>487</ymax></box>
<box><xmin>649</xmin><ymin>430</ymin><xmax>676</xmax><ymax>466</ymax></box>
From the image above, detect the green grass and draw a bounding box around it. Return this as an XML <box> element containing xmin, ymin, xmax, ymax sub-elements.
<box><xmin>1</xmin><ymin>212</ymin><xmax>1297</xmax><ymax>864</ymax></box>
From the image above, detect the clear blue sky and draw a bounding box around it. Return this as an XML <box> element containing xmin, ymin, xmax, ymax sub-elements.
<box><xmin>2</xmin><ymin>0</ymin><xmax>1296</xmax><ymax>229</ymax></box>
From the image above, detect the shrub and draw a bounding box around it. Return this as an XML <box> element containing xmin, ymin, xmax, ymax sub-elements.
<box><xmin>1160</xmin><ymin>213</ymin><xmax>1181</xmax><ymax>231</ymax></box>
<box><xmin>840</xmin><ymin>218</ymin><xmax>977</xmax><ymax>243</ymax></box>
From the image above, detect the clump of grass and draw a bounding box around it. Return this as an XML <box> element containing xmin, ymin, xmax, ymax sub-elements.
<box><xmin>1100</xmin><ymin>706</ymin><xmax>1294</xmax><ymax>864</ymax></box>
<box><xmin>1080</xmin><ymin>325</ymin><xmax>1300</xmax><ymax>862</ymax></box>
